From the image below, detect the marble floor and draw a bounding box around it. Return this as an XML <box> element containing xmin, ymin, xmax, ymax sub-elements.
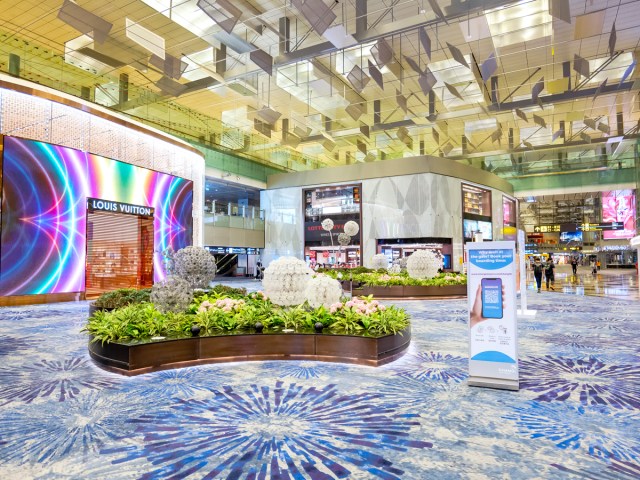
<box><xmin>0</xmin><ymin>280</ymin><xmax>639</xmax><ymax>479</ymax></box>
<box><xmin>525</xmin><ymin>264</ymin><xmax>640</xmax><ymax>300</ymax></box>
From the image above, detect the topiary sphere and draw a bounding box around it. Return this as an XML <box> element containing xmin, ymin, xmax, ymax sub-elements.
<box><xmin>343</xmin><ymin>220</ymin><xmax>359</xmax><ymax>237</ymax></box>
<box><xmin>150</xmin><ymin>275</ymin><xmax>193</xmax><ymax>313</ymax></box>
<box><xmin>406</xmin><ymin>249</ymin><xmax>443</xmax><ymax>279</ymax></box>
<box><xmin>305</xmin><ymin>274</ymin><xmax>343</xmax><ymax>308</ymax></box>
<box><xmin>262</xmin><ymin>256</ymin><xmax>313</xmax><ymax>306</ymax></box>
<box><xmin>172</xmin><ymin>246</ymin><xmax>217</xmax><ymax>289</ymax></box>
<box><xmin>371</xmin><ymin>253</ymin><xmax>389</xmax><ymax>270</ymax></box>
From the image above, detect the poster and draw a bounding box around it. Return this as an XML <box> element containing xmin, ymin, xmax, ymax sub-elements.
<box><xmin>467</xmin><ymin>241</ymin><xmax>519</xmax><ymax>390</ymax></box>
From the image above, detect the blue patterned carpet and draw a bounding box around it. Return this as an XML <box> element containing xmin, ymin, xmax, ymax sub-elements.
<box><xmin>1</xmin><ymin>284</ymin><xmax>639</xmax><ymax>479</ymax></box>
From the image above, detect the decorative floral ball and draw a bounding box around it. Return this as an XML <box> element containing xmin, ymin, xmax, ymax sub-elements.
<box><xmin>305</xmin><ymin>274</ymin><xmax>343</xmax><ymax>308</ymax></box>
<box><xmin>150</xmin><ymin>275</ymin><xmax>192</xmax><ymax>313</ymax></box>
<box><xmin>172</xmin><ymin>246</ymin><xmax>217</xmax><ymax>289</ymax></box>
<box><xmin>371</xmin><ymin>253</ymin><xmax>389</xmax><ymax>270</ymax></box>
<box><xmin>343</xmin><ymin>220</ymin><xmax>359</xmax><ymax>237</ymax></box>
<box><xmin>337</xmin><ymin>232</ymin><xmax>351</xmax><ymax>246</ymax></box>
<box><xmin>321</xmin><ymin>218</ymin><xmax>334</xmax><ymax>231</ymax></box>
<box><xmin>262</xmin><ymin>256</ymin><xmax>313</xmax><ymax>306</ymax></box>
<box><xmin>406</xmin><ymin>249</ymin><xmax>443</xmax><ymax>279</ymax></box>
<box><xmin>388</xmin><ymin>264</ymin><xmax>401</xmax><ymax>274</ymax></box>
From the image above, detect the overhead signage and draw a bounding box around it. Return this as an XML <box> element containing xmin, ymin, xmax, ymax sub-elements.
<box><xmin>87</xmin><ymin>198</ymin><xmax>154</xmax><ymax>217</ymax></box>
<box><xmin>206</xmin><ymin>247</ymin><xmax>227</xmax><ymax>254</ymax></box>
<box><xmin>579</xmin><ymin>222</ymin><xmax>624</xmax><ymax>231</ymax></box>
<box><xmin>227</xmin><ymin>247</ymin><xmax>247</xmax><ymax>254</ymax></box>
<box><xmin>533</xmin><ymin>225</ymin><xmax>559</xmax><ymax>233</ymax></box>
<box><xmin>466</xmin><ymin>241</ymin><xmax>519</xmax><ymax>391</ymax></box>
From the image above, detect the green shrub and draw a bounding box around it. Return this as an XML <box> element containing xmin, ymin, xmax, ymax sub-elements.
<box><xmin>94</xmin><ymin>288</ymin><xmax>151</xmax><ymax>309</ymax></box>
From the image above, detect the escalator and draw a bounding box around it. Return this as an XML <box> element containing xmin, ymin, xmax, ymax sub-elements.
<box><xmin>214</xmin><ymin>254</ymin><xmax>238</xmax><ymax>276</ymax></box>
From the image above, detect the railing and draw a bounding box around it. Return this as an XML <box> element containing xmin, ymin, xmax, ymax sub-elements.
<box><xmin>203</xmin><ymin>201</ymin><xmax>265</xmax><ymax>231</ymax></box>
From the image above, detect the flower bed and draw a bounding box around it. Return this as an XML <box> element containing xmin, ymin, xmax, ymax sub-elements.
<box><xmin>84</xmin><ymin>288</ymin><xmax>411</xmax><ymax>374</ymax></box>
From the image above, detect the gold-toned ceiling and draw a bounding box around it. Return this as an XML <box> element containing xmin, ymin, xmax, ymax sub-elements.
<box><xmin>1</xmin><ymin>0</ymin><xmax>639</xmax><ymax>177</ymax></box>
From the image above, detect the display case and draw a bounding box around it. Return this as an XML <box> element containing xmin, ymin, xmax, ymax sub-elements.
<box><xmin>463</xmin><ymin>184</ymin><xmax>492</xmax><ymax>216</ymax></box>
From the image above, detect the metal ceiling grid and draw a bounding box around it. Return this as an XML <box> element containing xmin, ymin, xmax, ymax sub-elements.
<box><xmin>0</xmin><ymin>0</ymin><xmax>638</xmax><ymax>175</ymax></box>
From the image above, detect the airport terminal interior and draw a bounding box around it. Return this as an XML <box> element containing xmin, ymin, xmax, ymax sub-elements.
<box><xmin>1</xmin><ymin>0</ymin><xmax>640</xmax><ymax>478</ymax></box>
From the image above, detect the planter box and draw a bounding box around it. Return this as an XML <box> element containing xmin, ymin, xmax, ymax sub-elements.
<box><xmin>88</xmin><ymin>327</ymin><xmax>411</xmax><ymax>375</ymax></box>
<box><xmin>354</xmin><ymin>285</ymin><xmax>466</xmax><ymax>298</ymax></box>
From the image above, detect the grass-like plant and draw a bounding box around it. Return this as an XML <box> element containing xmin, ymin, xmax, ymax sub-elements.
<box><xmin>93</xmin><ymin>288</ymin><xmax>151</xmax><ymax>309</ymax></box>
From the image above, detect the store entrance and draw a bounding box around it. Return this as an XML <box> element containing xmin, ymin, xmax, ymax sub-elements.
<box><xmin>85</xmin><ymin>210</ymin><xmax>154</xmax><ymax>297</ymax></box>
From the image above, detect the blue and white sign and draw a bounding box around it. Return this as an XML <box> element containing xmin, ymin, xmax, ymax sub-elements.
<box><xmin>467</xmin><ymin>241</ymin><xmax>519</xmax><ymax>390</ymax></box>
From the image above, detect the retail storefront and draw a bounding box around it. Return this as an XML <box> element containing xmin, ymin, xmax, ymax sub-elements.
<box><xmin>0</xmin><ymin>78</ymin><xmax>204</xmax><ymax>304</ymax></box>
<box><xmin>0</xmin><ymin>136</ymin><xmax>194</xmax><ymax>298</ymax></box>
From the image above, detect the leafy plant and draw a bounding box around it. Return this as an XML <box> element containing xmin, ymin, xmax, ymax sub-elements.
<box><xmin>94</xmin><ymin>288</ymin><xmax>151</xmax><ymax>309</ymax></box>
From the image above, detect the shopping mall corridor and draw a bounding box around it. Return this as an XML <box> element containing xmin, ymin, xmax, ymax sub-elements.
<box><xmin>526</xmin><ymin>264</ymin><xmax>640</xmax><ymax>300</ymax></box>
<box><xmin>0</xmin><ymin>279</ymin><xmax>639</xmax><ymax>479</ymax></box>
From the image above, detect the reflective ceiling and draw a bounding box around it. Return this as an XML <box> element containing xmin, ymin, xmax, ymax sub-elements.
<box><xmin>1</xmin><ymin>0</ymin><xmax>639</xmax><ymax>179</ymax></box>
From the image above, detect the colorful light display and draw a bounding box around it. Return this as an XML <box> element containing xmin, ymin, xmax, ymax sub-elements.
<box><xmin>602</xmin><ymin>190</ymin><xmax>636</xmax><ymax>240</ymax></box>
<box><xmin>0</xmin><ymin>136</ymin><xmax>193</xmax><ymax>295</ymax></box>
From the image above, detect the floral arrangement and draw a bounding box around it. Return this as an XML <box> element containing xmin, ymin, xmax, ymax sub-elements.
<box><xmin>392</xmin><ymin>257</ymin><xmax>408</xmax><ymax>272</ymax></box>
<box><xmin>172</xmin><ymin>246</ymin><xmax>217</xmax><ymax>289</ymax></box>
<box><xmin>150</xmin><ymin>275</ymin><xmax>193</xmax><ymax>313</ymax></box>
<box><xmin>388</xmin><ymin>264</ymin><xmax>401</xmax><ymax>274</ymax></box>
<box><xmin>330</xmin><ymin>296</ymin><xmax>385</xmax><ymax>314</ymax></box>
<box><xmin>406</xmin><ymin>249</ymin><xmax>442</xmax><ymax>279</ymax></box>
<box><xmin>262</xmin><ymin>256</ymin><xmax>313</xmax><ymax>306</ymax></box>
<box><xmin>337</xmin><ymin>232</ymin><xmax>351</xmax><ymax>246</ymax></box>
<box><xmin>321</xmin><ymin>218</ymin><xmax>334</xmax><ymax>231</ymax></box>
<box><xmin>305</xmin><ymin>274</ymin><xmax>343</xmax><ymax>308</ymax></box>
<box><xmin>343</xmin><ymin>220</ymin><xmax>359</xmax><ymax>237</ymax></box>
<box><xmin>371</xmin><ymin>253</ymin><xmax>389</xmax><ymax>270</ymax></box>
<box><xmin>198</xmin><ymin>298</ymin><xmax>245</xmax><ymax>313</ymax></box>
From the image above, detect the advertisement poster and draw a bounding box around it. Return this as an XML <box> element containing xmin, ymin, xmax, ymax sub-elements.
<box><xmin>467</xmin><ymin>241</ymin><xmax>519</xmax><ymax>390</ymax></box>
<box><xmin>602</xmin><ymin>190</ymin><xmax>636</xmax><ymax>239</ymax></box>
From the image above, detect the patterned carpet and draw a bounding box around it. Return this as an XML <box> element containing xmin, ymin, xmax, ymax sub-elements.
<box><xmin>1</xmin><ymin>282</ymin><xmax>639</xmax><ymax>479</ymax></box>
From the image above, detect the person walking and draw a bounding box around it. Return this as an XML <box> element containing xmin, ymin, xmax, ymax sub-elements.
<box><xmin>533</xmin><ymin>257</ymin><xmax>543</xmax><ymax>293</ymax></box>
<box><xmin>545</xmin><ymin>257</ymin><xmax>555</xmax><ymax>290</ymax></box>
<box><xmin>591</xmin><ymin>259</ymin><xmax>597</xmax><ymax>275</ymax></box>
<box><xmin>571</xmin><ymin>257</ymin><xmax>578</xmax><ymax>275</ymax></box>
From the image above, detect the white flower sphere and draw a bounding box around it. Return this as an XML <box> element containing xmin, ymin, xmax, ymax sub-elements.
<box><xmin>388</xmin><ymin>264</ymin><xmax>401</xmax><ymax>274</ymax></box>
<box><xmin>337</xmin><ymin>233</ymin><xmax>351</xmax><ymax>246</ymax></box>
<box><xmin>305</xmin><ymin>274</ymin><xmax>343</xmax><ymax>308</ymax></box>
<box><xmin>406</xmin><ymin>249</ymin><xmax>443</xmax><ymax>279</ymax></box>
<box><xmin>371</xmin><ymin>253</ymin><xmax>389</xmax><ymax>270</ymax></box>
<box><xmin>262</xmin><ymin>256</ymin><xmax>313</xmax><ymax>306</ymax></box>
<box><xmin>343</xmin><ymin>220</ymin><xmax>359</xmax><ymax>237</ymax></box>
<box><xmin>321</xmin><ymin>218</ymin><xmax>334</xmax><ymax>231</ymax></box>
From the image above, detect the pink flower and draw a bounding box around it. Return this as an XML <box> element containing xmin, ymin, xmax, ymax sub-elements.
<box><xmin>379</xmin><ymin>304</ymin><xmax>386</xmax><ymax>311</ymax></box>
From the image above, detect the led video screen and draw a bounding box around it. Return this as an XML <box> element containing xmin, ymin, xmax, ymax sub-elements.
<box><xmin>602</xmin><ymin>190</ymin><xmax>636</xmax><ymax>240</ymax></box>
<box><xmin>0</xmin><ymin>136</ymin><xmax>193</xmax><ymax>296</ymax></box>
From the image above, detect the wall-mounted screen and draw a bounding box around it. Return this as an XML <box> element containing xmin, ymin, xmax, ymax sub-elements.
<box><xmin>464</xmin><ymin>219</ymin><xmax>493</xmax><ymax>240</ymax></box>
<box><xmin>462</xmin><ymin>184</ymin><xmax>492</xmax><ymax>217</ymax></box>
<box><xmin>0</xmin><ymin>136</ymin><xmax>193</xmax><ymax>296</ymax></box>
<box><xmin>602</xmin><ymin>190</ymin><xmax>636</xmax><ymax>240</ymax></box>
<box><xmin>477</xmin><ymin>221</ymin><xmax>493</xmax><ymax>240</ymax></box>
<box><xmin>463</xmin><ymin>219</ymin><xmax>478</xmax><ymax>239</ymax></box>
<box><xmin>442</xmin><ymin>254</ymin><xmax>452</xmax><ymax>269</ymax></box>
<box><xmin>560</xmin><ymin>231</ymin><xmax>583</xmax><ymax>243</ymax></box>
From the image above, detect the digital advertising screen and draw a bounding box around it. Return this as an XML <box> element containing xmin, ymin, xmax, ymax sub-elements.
<box><xmin>560</xmin><ymin>231</ymin><xmax>583</xmax><ymax>243</ymax></box>
<box><xmin>0</xmin><ymin>136</ymin><xmax>193</xmax><ymax>296</ymax></box>
<box><xmin>463</xmin><ymin>219</ymin><xmax>478</xmax><ymax>239</ymax></box>
<box><xmin>602</xmin><ymin>190</ymin><xmax>636</xmax><ymax>240</ymax></box>
<box><xmin>477</xmin><ymin>221</ymin><xmax>493</xmax><ymax>240</ymax></box>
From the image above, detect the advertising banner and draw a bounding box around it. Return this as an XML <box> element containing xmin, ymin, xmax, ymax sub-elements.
<box><xmin>467</xmin><ymin>241</ymin><xmax>519</xmax><ymax>390</ymax></box>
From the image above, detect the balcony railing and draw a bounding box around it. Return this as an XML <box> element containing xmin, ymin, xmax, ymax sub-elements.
<box><xmin>203</xmin><ymin>201</ymin><xmax>264</xmax><ymax>230</ymax></box>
